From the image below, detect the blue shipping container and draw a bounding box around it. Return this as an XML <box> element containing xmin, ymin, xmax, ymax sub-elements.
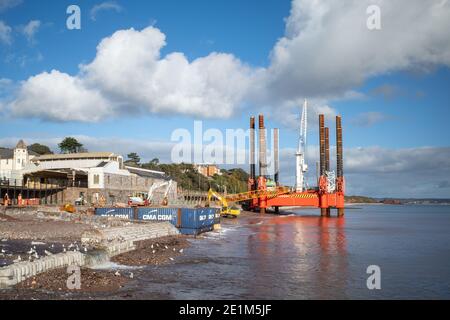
<box><xmin>95</xmin><ymin>207</ymin><xmax>219</xmax><ymax>235</ymax></box>
<box><xmin>181</xmin><ymin>208</ymin><xmax>218</xmax><ymax>229</ymax></box>
<box><xmin>137</xmin><ymin>207</ymin><xmax>178</xmax><ymax>225</ymax></box>
<box><xmin>95</xmin><ymin>207</ymin><xmax>134</xmax><ymax>220</ymax></box>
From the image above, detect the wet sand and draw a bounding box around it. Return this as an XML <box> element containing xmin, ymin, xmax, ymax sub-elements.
<box><xmin>112</xmin><ymin>236</ymin><xmax>190</xmax><ymax>266</ymax></box>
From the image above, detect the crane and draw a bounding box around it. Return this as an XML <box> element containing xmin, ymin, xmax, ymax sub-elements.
<box><xmin>295</xmin><ymin>99</ymin><xmax>308</xmax><ymax>192</ymax></box>
<box><xmin>128</xmin><ymin>179</ymin><xmax>174</xmax><ymax>206</ymax></box>
<box><xmin>147</xmin><ymin>180</ymin><xmax>174</xmax><ymax>206</ymax></box>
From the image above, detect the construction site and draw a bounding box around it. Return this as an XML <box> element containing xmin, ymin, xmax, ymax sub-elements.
<box><xmin>1</xmin><ymin>99</ymin><xmax>345</xmax><ymax>215</ymax></box>
<box><xmin>0</xmin><ymin>101</ymin><xmax>347</xmax><ymax>294</ymax></box>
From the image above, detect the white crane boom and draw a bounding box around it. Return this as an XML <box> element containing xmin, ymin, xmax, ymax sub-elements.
<box><xmin>295</xmin><ymin>99</ymin><xmax>308</xmax><ymax>192</ymax></box>
<box><xmin>147</xmin><ymin>180</ymin><xmax>173</xmax><ymax>203</ymax></box>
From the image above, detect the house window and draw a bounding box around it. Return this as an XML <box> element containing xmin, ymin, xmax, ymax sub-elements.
<box><xmin>93</xmin><ymin>174</ymin><xmax>100</xmax><ymax>185</ymax></box>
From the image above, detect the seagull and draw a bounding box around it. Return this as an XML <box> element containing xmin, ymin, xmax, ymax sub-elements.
<box><xmin>27</xmin><ymin>248</ymin><xmax>34</xmax><ymax>254</ymax></box>
<box><xmin>1</xmin><ymin>248</ymin><xmax>5</xmax><ymax>253</ymax></box>
<box><xmin>13</xmin><ymin>256</ymin><xmax>22</xmax><ymax>263</ymax></box>
<box><xmin>169</xmin><ymin>257</ymin><xmax>174</xmax><ymax>261</ymax></box>
<box><xmin>51</xmin><ymin>244</ymin><xmax>54</xmax><ymax>249</ymax></box>
<box><xmin>164</xmin><ymin>245</ymin><xmax>168</xmax><ymax>250</ymax></box>
<box><xmin>114</xmin><ymin>271</ymin><xmax>121</xmax><ymax>277</ymax></box>
<box><xmin>84</xmin><ymin>247</ymin><xmax>88</xmax><ymax>252</ymax></box>
<box><xmin>44</xmin><ymin>250</ymin><xmax>52</xmax><ymax>256</ymax></box>
<box><xmin>152</xmin><ymin>250</ymin><xmax>156</xmax><ymax>254</ymax></box>
<box><xmin>34</xmin><ymin>252</ymin><xmax>39</xmax><ymax>259</ymax></box>
<box><xmin>63</xmin><ymin>248</ymin><xmax>67</xmax><ymax>252</ymax></box>
<box><xmin>129</xmin><ymin>273</ymin><xmax>134</xmax><ymax>279</ymax></box>
<box><xmin>151</xmin><ymin>244</ymin><xmax>154</xmax><ymax>249</ymax></box>
<box><xmin>179</xmin><ymin>249</ymin><xmax>184</xmax><ymax>253</ymax></box>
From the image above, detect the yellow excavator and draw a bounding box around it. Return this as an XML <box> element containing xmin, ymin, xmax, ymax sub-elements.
<box><xmin>207</xmin><ymin>189</ymin><xmax>241</xmax><ymax>218</ymax></box>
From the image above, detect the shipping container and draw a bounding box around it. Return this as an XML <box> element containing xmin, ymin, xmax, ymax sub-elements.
<box><xmin>137</xmin><ymin>207</ymin><xmax>179</xmax><ymax>225</ymax></box>
<box><xmin>181</xmin><ymin>208</ymin><xmax>219</xmax><ymax>229</ymax></box>
<box><xmin>95</xmin><ymin>207</ymin><xmax>134</xmax><ymax>220</ymax></box>
<box><xmin>95</xmin><ymin>206</ymin><xmax>219</xmax><ymax>235</ymax></box>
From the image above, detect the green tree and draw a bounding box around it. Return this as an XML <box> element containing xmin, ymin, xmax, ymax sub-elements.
<box><xmin>28</xmin><ymin>143</ymin><xmax>53</xmax><ymax>155</ymax></box>
<box><xmin>58</xmin><ymin>137</ymin><xmax>83</xmax><ymax>154</ymax></box>
<box><xmin>125</xmin><ymin>152</ymin><xmax>141</xmax><ymax>165</ymax></box>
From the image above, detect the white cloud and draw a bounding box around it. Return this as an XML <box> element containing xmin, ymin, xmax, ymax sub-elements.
<box><xmin>0</xmin><ymin>20</ymin><xmax>12</xmax><ymax>44</ymax></box>
<box><xmin>9</xmin><ymin>26</ymin><xmax>254</xmax><ymax>121</ymax></box>
<box><xmin>264</xmin><ymin>0</ymin><xmax>450</xmax><ymax>102</ymax></box>
<box><xmin>21</xmin><ymin>20</ymin><xmax>41</xmax><ymax>43</ymax></box>
<box><xmin>10</xmin><ymin>70</ymin><xmax>112</xmax><ymax>122</ymax></box>
<box><xmin>6</xmin><ymin>0</ymin><xmax>450</xmax><ymax>123</ymax></box>
<box><xmin>90</xmin><ymin>1</ymin><xmax>122</xmax><ymax>21</ymax></box>
<box><xmin>0</xmin><ymin>0</ymin><xmax>22</xmax><ymax>12</ymax></box>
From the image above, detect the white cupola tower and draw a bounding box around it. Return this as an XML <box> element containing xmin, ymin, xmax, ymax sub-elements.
<box><xmin>13</xmin><ymin>140</ymin><xmax>28</xmax><ymax>171</ymax></box>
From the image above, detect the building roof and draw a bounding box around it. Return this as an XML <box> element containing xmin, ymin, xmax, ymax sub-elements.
<box><xmin>16</xmin><ymin>140</ymin><xmax>27</xmax><ymax>149</ymax></box>
<box><xmin>32</xmin><ymin>152</ymin><xmax>118</xmax><ymax>162</ymax></box>
<box><xmin>125</xmin><ymin>166</ymin><xmax>170</xmax><ymax>180</ymax></box>
<box><xmin>96</xmin><ymin>161</ymin><xmax>109</xmax><ymax>167</ymax></box>
<box><xmin>24</xmin><ymin>169</ymin><xmax>88</xmax><ymax>179</ymax></box>
<box><xmin>0</xmin><ymin>148</ymin><xmax>13</xmax><ymax>159</ymax></box>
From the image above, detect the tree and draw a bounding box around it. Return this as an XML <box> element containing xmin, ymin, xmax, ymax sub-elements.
<box><xmin>125</xmin><ymin>152</ymin><xmax>141</xmax><ymax>165</ymax></box>
<box><xmin>58</xmin><ymin>137</ymin><xmax>83</xmax><ymax>154</ymax></box>
<box><xmin>28</xmin><ymin>143</ymin><xmax>53</xmax><ymax>155</ymax></box>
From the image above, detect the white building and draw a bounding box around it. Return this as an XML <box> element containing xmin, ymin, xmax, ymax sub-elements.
<box><xmin>0</xmin><ymin>140</ymin><xmax>37</xmax><ymax>182</ymax></box>
<box><xmin>22</xmin><ymin>152</ymin><xmax>176</xmax><ymax>205</ymax></box>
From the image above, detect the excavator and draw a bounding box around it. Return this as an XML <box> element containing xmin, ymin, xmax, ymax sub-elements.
<box><xmin>207</xmin><ymin>189</ymin><xmax>241</xmax><ymax>218</ymax></box>
<box><xmin>128</xmin><ymin>180</ymin><xmax>174</xmax><ymax>207</ymax></box>
<box><xmin>147</xmin><ymin>179</ymin><xmax>174</xmax><ymax>206</ymax></box>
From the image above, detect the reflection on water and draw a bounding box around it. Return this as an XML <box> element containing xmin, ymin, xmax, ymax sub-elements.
<box><xmin>245</xmin><ymin>215</ymin><xmax>349</xmax><ymax>299</ymax></box>
<box><xmin>119</xmin><ymin>205</ymin><xmax>450</xmax><ymax>300</ymax></box>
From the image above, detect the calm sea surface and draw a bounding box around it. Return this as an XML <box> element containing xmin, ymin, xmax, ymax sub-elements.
<box><xmin>126</xmin><ymin>205</ymin><xmax>450</xmax><ymax>299</ymax></box>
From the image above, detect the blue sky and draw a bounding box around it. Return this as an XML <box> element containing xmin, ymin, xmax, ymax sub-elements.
<box><xmin>0</xmin><ymin>0</ymin><xmax>450</xmax><ymax>197</ymax></box>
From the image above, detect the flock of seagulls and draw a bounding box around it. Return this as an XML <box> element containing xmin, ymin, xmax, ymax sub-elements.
<box><xmin>1</xmin><ymin>239</ymin><xmax>185</xmax><ymax>267</ymax></box>
<box><xmin>0</xmin><ymin>240</ymin><xmax>92</xmax><ymax>265</ymax></box>
<box><xmin>147</xmin><ymin>242</ymin><xmax>185</xmax><ymax>264</ymax></box>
